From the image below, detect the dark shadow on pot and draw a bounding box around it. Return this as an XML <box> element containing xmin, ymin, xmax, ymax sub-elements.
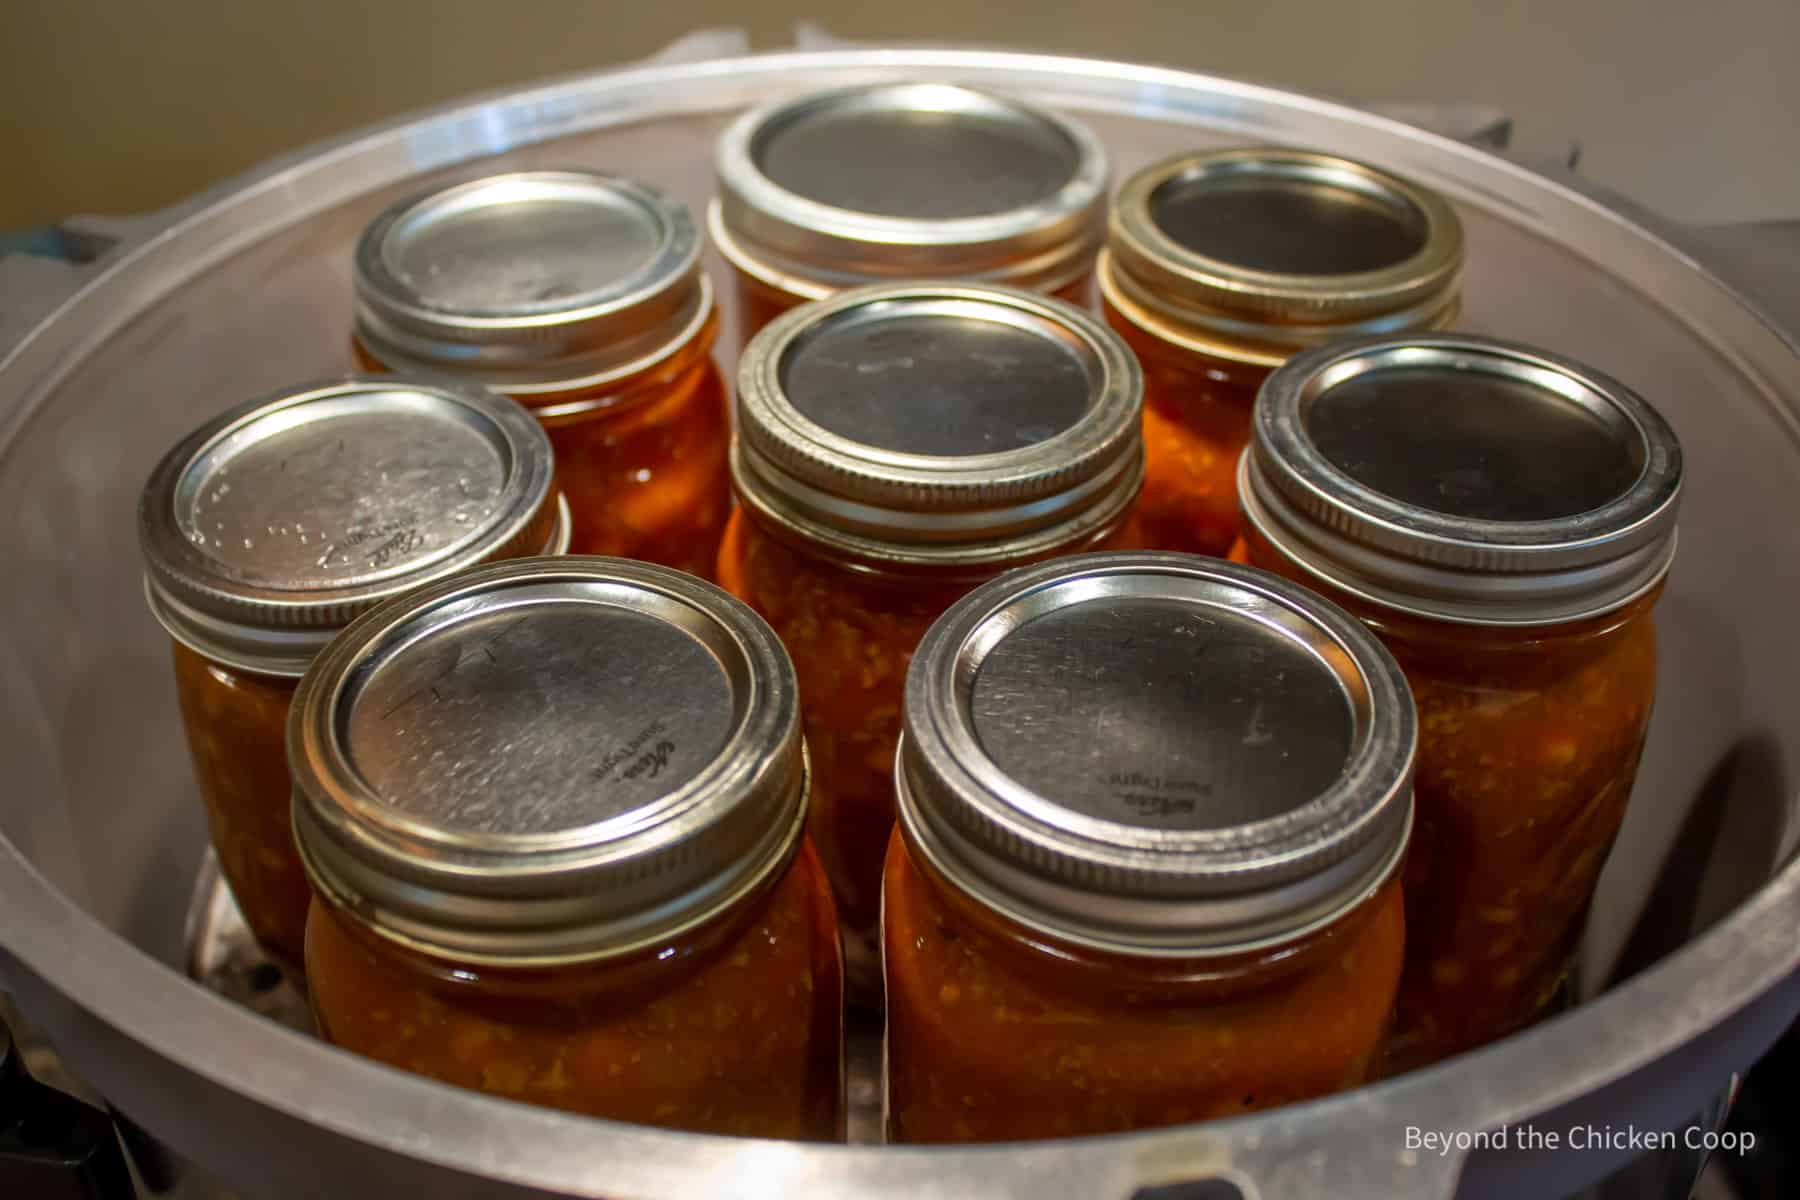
<box><xmin>1607</xmin><ymin>733</ymin><xmax>1789</xmax><ymax>990</ymax></box>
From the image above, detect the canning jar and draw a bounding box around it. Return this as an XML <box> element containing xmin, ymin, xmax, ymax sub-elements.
<box><xmin>293</xmin><ymin>558</ymin><xmax>844</xmax><ymax>1137</ymax></box>
<box><xmin>1099</xmin><ymin>148</ymin><xmax>1463</xmax><ymax>557</ymax></box>
<box><xmin>138</xmin><ymin>378</ymin><xmax>565</xmax><ymax>974</ymax></box>
<box><xmin>715</xmin><ymin>282</ymin><xmax>1143</xmax><ymax>993</ymax></box>
<box><xmin>709</xmin><ymin>83</ymin><xmax>1109</xmax><ymax>349</ymax></box>
<box><xmin>353</xmin><ymin>170</ymin><xmax>729</xmax><ymax>576</ymax></box>
<box><xmin>1238</xmin><ymin>334</ymin><xmax>1683</xmax><ymax>1071</ymax></box>
<box><xmin>885</xmin><ymin>552</ymin><xmax>1416</xmax><ymax>1142</ymax></box>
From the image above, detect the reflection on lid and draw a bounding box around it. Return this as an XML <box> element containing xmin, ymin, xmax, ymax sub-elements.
<box><xmin>1148</xmin><ymin>173</ymin><xmax>1427</xmax><ymax>277</ymax></box>
<box><xmin>752</xmin><ymin>88</ymin><xmax>1080</xmax><ymax>219</ymax></box>
<box><xmin>379</xmin><ymin>175</ymin><xmax>669</xmax><ymax>315</ymax></box>
<box><xmin>176</xmin><ymin>394</ymin><xmax>513</xmax><ymax>591</ymax></box>
<box><xmin>779</xmin><ymin>310</ymin><xmax>1093</xmax><ymax>457</ymax></box>
<box><xmin>345</xmin><ymin>598</ymin><xmax>734</xmax><ymax>837</ymax></box>
<box><xmin>712</xmin><ymin>83</ymin><xmax>1109</xmax><ymax>292</ymax></box>
<box><xmin>1306</xmin><ymin>365</ymin><xmax>1644</xmax><ymax>522</ymax></box>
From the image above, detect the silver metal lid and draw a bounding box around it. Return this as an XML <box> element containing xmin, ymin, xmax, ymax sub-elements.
<box><xmin>1099</xmin><ymin>148</ymin><xmax>1463</xmax><ymax>366</ymax></box>
<box><xmin>353</xmin><ymin>170</ymin><xmax>712</xmax><ymax>396</ymax></box>
<box><xmin>139</xmin><ymin>377</ymin><xmax>564</xmax><ymax>677</ymax></box>
<box><xmin>289</xmin><ymin>557</ymin><xmax>807</xmax><ymax>967</ymax></box>
<box><xmin>711</xmin><ymin>83</ymin><xmax>1109</xmax><ymax>299</ymax></box>
<box><xmin>1242</xmin><ymin>334</ymin><xmax>1684</xmax><ymax>625</ymax></box>
<box><xmin>732</xmin><ymin>282</ymin><xmax>1143</xmax><ymax>570</ymax></box>
<box><xmin>898</xmin><ymin>552</ymin><xmax>1414</xmax><ymax>956</ymax></box>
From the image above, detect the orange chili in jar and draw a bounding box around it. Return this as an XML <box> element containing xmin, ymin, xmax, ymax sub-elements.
<box><xmin>884</xmin><ymin>552</ymin><xmax>1417</xmax><ymax>1142</ymax></box>
<box><xmin>1239</xmin><ymin>334</ymin><xmax>1684</xmax><ymax>1072</ymax></box>
<box><xmin>291</xmin><ymin>559</ymin><xmax>843</xmax><ymax>1137</ymax></box>
<box><xmin>353</xmin><ymin>171</ymin><xmax>729</xmax><ymax>576</ymax></box>
<box><xmin>710</xmin><ymin>83</ymin><xmax>1108</xmax><ymax>350</ymax></box>
<box><xmin>716</xmin><ymin>282</ymin><xmax>1144</xmax><ymax>997</ymax></box>
<box><xmin>1099</xmin><ymin>148</ymin><xmax>1463</xmax><ymax>557</ymax></box>
<box><xmin>138</xmin><ymin>378</ymin><xmax>564</xmax><ymax>975</ymax></box>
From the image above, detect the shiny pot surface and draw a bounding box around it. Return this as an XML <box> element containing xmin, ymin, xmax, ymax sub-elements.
<box><xmin>1</xmin><ymin>39</ymin><xmax>1798</xmax><ymax>1200</ymax></box>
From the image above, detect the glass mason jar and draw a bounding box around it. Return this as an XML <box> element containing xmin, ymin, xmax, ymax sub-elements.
<box><xmin>352</xmin><ymin>170</ymin><xmax>730</xmax><ymax>576</ymax></box>
<box><xmin>138</xmin><ymin>378</ymin><xmax>565</xmax><ymax>974</ymax></box>
<box><xmin>884</xmin><ymin>553</ymin><xmax>1417</xmax><ymax>1142</ymax></box>
<box><xmin>715</xmin><ymin>282</ymin><xmax>1144</xmax><ymax>998</ymax></box>
<box><xmin>709</xmin><ymin>83</ymin><xmax>1109</xmax><ymax>350</ymax></box>
<box><xmin>1238</xmin><ymin>334</ymin><xmax>1684</xmax><ymax>1072</ymax></box>
<box><xmin>292</xmin><ymin>558</ymin><xmax>844</xmax><ymax>1138</ymax></box>
<box><xmin>1098</xmin><ymin>147</ymin><xmax>1464</xmax><ymax>557</ymax></box>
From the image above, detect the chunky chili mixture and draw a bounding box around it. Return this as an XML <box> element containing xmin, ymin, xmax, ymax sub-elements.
<box><xmin>308</xmin><ymin>841</ymin><xmax>844</xmax><ymax>1138</ymax></box>
<box><xmin>171</xmin><ymin>641</ymin><xmax>310</xmax><ymax>971</ymax></box>
<box><xmin>1101</xmin><ymin>304</ymin><xmax>1268</xmax><ymax>558</ymax></box>
<box><xmin>354</xmin><ymin>320</ymin><xmax>729</xmax><ymax>579</ymax></box>
<box><xmin>717</xmin><ymin>508</ymin><xmax>1140</xmax><ymax>988</ymax></box>
<box><xmin>1242</xmin><ymin>528</ymin><xmax>1658</xmax><ymax>1070</ymax></box>
<box><xmin>883</xmin><ymin>831</ymin><xmax>1405</xmax><ymax>1142</ymax></box>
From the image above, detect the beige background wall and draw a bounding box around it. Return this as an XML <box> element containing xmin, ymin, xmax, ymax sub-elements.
<box><xmin>3</xmin><ymin>0</ymin><xmax>1797</xmax><ymax>231</ymax></box>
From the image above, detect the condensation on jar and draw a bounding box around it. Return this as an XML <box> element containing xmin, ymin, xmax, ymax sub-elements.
<box><xmin>884</xmin><ymin>552</ymin><xmax>1417</xmax><ymax>1142</ymax></box>
<box><xmin>709</xmin><ymin>82</ymin><xmax>1109</xmax><ymax>349</ymax></box>
<box><xmin>1237</xmin><ymin>333</ymin><xmax>1684</xmax><ymax>1072</ymax></box>
<box><xmin>291</xmin><ymin>558</ymin><xmax>844</xmax><ymax>1138</ymax></box>
<box><xmin>714</xmin><ymin>282</ymin><xmax>1144</xmax><ymax>999</ymax></box>
<box><xmin>137</xmin><ymin>378</ymin><xmax>565</xmax><ymax>975</ymax></box>
<box><xmin>1098</xmin><ymin>147</ymin><xmax>1463</xmax><ymax>557</ymax></box>
<box><xmin>352</xmin><ymin>170</ymin><xmax>730</xmax><ymax>576</ymax></box>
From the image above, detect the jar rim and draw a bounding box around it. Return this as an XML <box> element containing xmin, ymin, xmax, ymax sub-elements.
<box><xmin>712</xmin><ymin>82</ymin><xmax>1109</xmax><ymax>293</ymax></box>
<box><xmin>898</xmin><ymin>552</ymin><xmax>1416</xmax><ymax>957</ymax></box>
<box><xmin>353</xmin><ymin>170</ymin><xmax>712</xmax><ymax>394</ymax></box>
<box><xmin>1104</xmin><ymin>147</ymin><xmax>1464</xmax><ymax>356</ymax></box>
<box><xmin>730</xmin><ymin>281</ymin><xmax>1144</xmax><ymax>569</ymax></box>
<box><xmin>1241</xmin><ymin>333</ymin><xmax>1684</xmax><ymax>626</ymax></box>
<box><xmin>288</xmin><ymin>557</ymin><xmax>809</xmax><ymax>967</ymax></box>
<box><xmin>139</xmin><ymin>376</ymin><xmax>563</xmax><ymax>675</ymax></box>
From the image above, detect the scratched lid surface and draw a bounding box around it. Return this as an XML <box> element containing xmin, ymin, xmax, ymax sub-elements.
<box><xmin>138</xmin><ymin>376</ymin><xmax>564</xmax><ymax>676</ymax></box>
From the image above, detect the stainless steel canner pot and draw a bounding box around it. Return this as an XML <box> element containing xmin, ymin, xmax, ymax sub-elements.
<box><xmin>2</xmin><ymin>35</ymin><xmax>1798</xmax><ymax>1200</ymax></box>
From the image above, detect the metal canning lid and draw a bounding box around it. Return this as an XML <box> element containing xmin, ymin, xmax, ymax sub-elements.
<box><xmin>289</xmin><ymin>557</ymin><xmax>807</xmax><ymax>967</ymax></box>
<box><xmin>1242</xmin><ymin>333</ymin><xmax>1684</xmax><ymax>625</ymax></box>
<box><xmin>732</xmin><ymin>282</ymin><xmax>1143</xmax><ymax>570</ymax></box>
<box><xmin>898</xmin><ymin>552</ymin><xmax>1414</xmax><ymax>955</ymax></box>
<box><xmin>139</xmin><ymin>377</ymin><xmax>564</xmax><ymax>677</ymax></box>
<box><xmin>1101</xmin><ymin>147</ymin><xmax>1463</xmax><ymax>365</ymax></box>
<box><xmin>353</xmin><ymin>170</ymin><xmax>711</xmax><ymax>397</ymax></box>
<box><xmin>711</xmin><ymin>83</ymin><xmax>1109</xmax><ymax>298</ymax></box>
